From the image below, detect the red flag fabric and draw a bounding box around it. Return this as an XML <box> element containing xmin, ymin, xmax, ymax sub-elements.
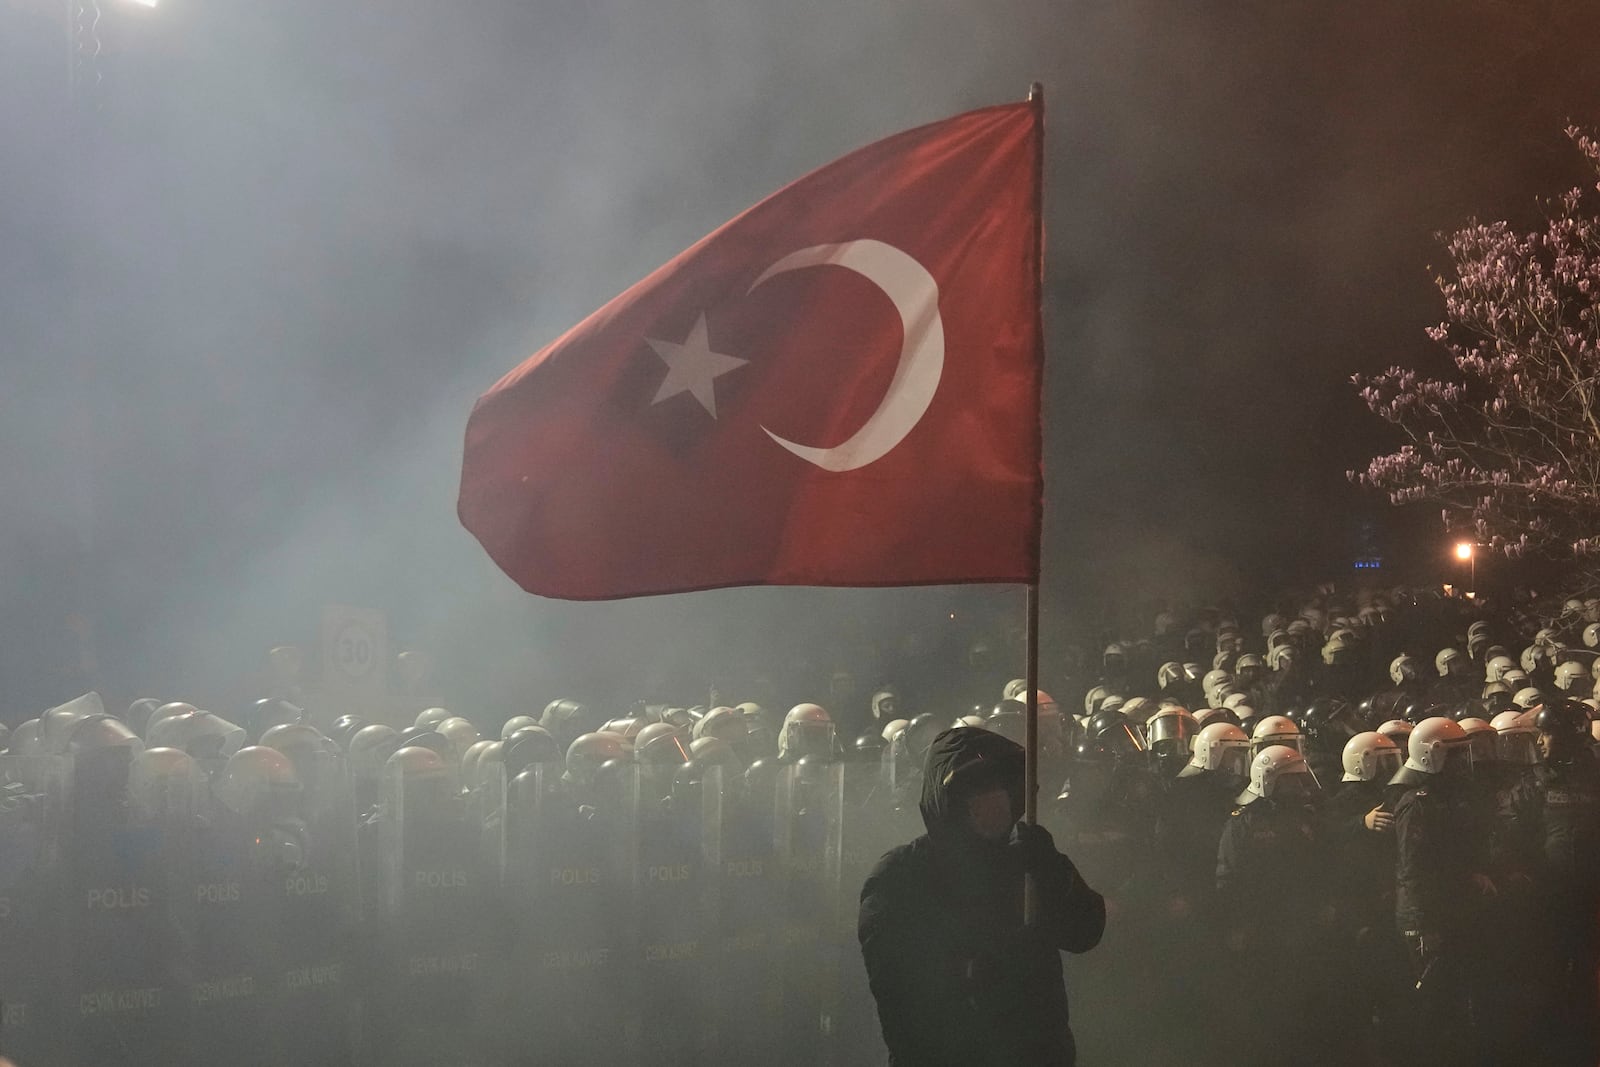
<box><xmin>459</xmin><ymin>99</ymin><xmax>1042</xmax><ymax>600</ymax></box>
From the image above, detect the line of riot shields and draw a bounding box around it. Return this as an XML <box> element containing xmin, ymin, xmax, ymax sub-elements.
<box><xmin>0</xmin><ymin>725</ymin><xmax>925</xmax><ymax>1066</ymax></box>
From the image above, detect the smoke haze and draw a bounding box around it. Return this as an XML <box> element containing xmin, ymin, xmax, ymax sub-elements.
<box><xmin>3</xmin><ymin>0</ymin><xmax>1600</xmax><ymax>716</ymax></box>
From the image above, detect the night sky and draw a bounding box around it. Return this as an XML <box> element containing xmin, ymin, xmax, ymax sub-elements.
<box><xmin>3</xmin><ymin>0</ymin><xmax>1599</xmax><ymax>719</ymax></box>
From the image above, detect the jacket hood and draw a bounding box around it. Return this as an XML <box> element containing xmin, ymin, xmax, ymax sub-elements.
<box><xmin>920</xmin><ymin>727</ymin><xmax>1027</xmax><ymax>841</ymax></box>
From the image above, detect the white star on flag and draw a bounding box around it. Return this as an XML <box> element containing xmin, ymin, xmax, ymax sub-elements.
<box><xmin>646</xmin><ymin>314</ymin><xmax>747</xmax><ymax>418</ymax></box>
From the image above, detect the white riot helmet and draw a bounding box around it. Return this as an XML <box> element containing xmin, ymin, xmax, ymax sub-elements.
<box><xmin>881</xmin><ymin>718</ymin><xmax>909</xmax><ymax>744</ymax></box>
<box><xmin>778</xmin><ymin>703</ymin><xmax>835</xmax><ymax>761</ymax></box>
<box><xmin>598</xmin><ymin>717</ymin><xmax>648</xmax><ymax>751</ymax></box>
<box><xmin>11</xmin><ymin>719</ymin><xmax>41</xmax><ymax>756</ymax></box>
<box><xmin>1250</xmin><ymin>715</ymin><xmax>1302</xmax><ymax>756</ymax></box>
<box><xmin>1223</xmin><ymin>692</ymin><xmax>1252</xmax><ymax>711</ymax></box>
<box><xmin>1491</xmin><ymin>710</ymin><xmax>1539</xmax><ymax>766</ymax></box>
<box><xmin>414</xmin><ymin>707</ymin><xmax>454</xmax><ymax>731</ymax></box>
<box><xmin>1435</xmin><ymin>648</ymin><xmax>1465</xmax><ymax>677</ymax></box>
<box><xmin>1520</xmin><ymin>645</ymin><xmax>1554</xmax><ymax>675</ymax></box>
<box><xmin>500</xmin><ymin>715</ymin><xmax>540</xmax><ymax>741</ymax></box>
<box><xmin>954</xmin><ymin>714</ymin><xmax>989</xmax><ymax>729</ymax></box>
<box><xmin>564</xmin><ymin>732</ymin><xmax>629</xmax><ymax>787</ymax></box>
<box><xmin>348</xmin><ymin>725</ymin><xmax>400</xmax><ymax>779</ymax></box>
<box><xmin>1554</xmin><ymin>660</ymin><xmax>1590</xmax><ymax>694</ymax></box>
<box><xmin>128</xmin><ymin>747</ymin><xmax>203</xmax><ymax>823</ymax></box>
<box><xmin>1390</xmin><ymin>655</ymin><xmax>1421</xmax><ymax>686</ymax></box>
<box><xmin>1235</xmin><ymin>654</ymin><xmax>1264</xmax><ymax>681</ymax></box>
<box><xmin>461</xmin><ymin>739</ymin><xmax>496</xmax><ymax>778</ymax></box>
<box><xmin>1158</xmin><ymin>662</ymin><xmax>1185</xmax><ymax>690</ymax></box>
<box><xmin>693</xmin><ymin>707</ymin><xmax>748</xmax><ymax>745</ymax></box>
<box><xmin>1512</xmin><ymin>687</ymin><xmax>1546</xmax><ymax>710</ymax></box>
<box><xmin>1182</xmin><ymin>722</ymin><xmax>1249</xmax><ymax>778</ymax></box>
<box><xmin>1237</xmin><ymin>745</ymin><xmax>1317</xmax><ymax>804</ymax></box>
<box><xmin>148</xmin><ymin>710</ymin><xmax>247</xmax><ymax>759</ymax></box>
<box><xmin>871</xmin><ymin>689</ymin><xmax>902</xmax><ymax>722</ymax></box>
<box><xmin>1120</xmin><ymin>697</ymin><xmax>1155</xmax><ymax>723</ymax></box>
<box><xmin>1485</xmin><ymin>654</ymin><xmax>1516</xmax><ymax>683</ymax></box>
<box><xmin>1501</xmin><ymin>669</ymin><xmax>1530</xmax><ymax>692</ymax></box>
<box><xmin>432</xmin><ymin>716</ymin><xmax>473</xmax><ymax>758</ymax></box>
<box><xmin>1341</xmin><ymin>732</ymin><xmax>1402</xmax><ymax>783</ymax></box>
<box><xmin>1584</xmin><ymin>624</ymin><xmax>1600</xmax><ymax>650</ymax></box>
<box><xmin>1202</xmin><ymin>670</ymin><xmax>1232</xmax><ymax>704</ymax></box>
<box><xmin>214</xmin><ymin>745</ymin><xmax>300</xmax><ymax>818</ymax></box>
<box><xmin>688</xmin><ymin>736</ymin><xmax>738</xmax><ymax>769</ymax></box>
<box><xmin>1403</xmin><ymin>717</ymin><xmax>1470</xmax><ymax>775</ymax></box>
<box><xmin>146</xmin><ymin>701</ymin><xmax>198</xmax><ymax>743</ymax></box>
<box><xmin>1267</xmin><ymin>644</ymin><xmax>1298</xmax><ymax>672</ymax></box>
<box><xmin>1083</xmin><ymin>686</ymin><xmax>1110</xmax><ymax>717</ymax></box>
<box><xmin>1002</xmin><ymin>679</ymin><xmax>1028</xmax><ymax>702</ymax></box>
<box><xmin>634</xmin><ymin>723</ymin><xmax>691</xmax><ymax>766</ymax></box>
<box><xmin>1322</xmin><ymin>628</ymin><xmax>1360</xmax><ymax>666</ymax></box>
<box><xmin>1377</xmin><ymin>719</ymin><xmax>1413</xmax><ymax>747</ymax></box>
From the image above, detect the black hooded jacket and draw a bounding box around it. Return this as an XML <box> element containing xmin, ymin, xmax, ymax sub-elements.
<box><xmin>858</xmin><ymin>728</ymin><xmax>1105</xmax><ymax>1067</ymax></box>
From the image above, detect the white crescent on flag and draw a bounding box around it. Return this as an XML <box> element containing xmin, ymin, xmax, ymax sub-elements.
<box><xmin>748</xmin><ymin>239</ymin><xmax>945</xmax><ymax>472</ymax></box>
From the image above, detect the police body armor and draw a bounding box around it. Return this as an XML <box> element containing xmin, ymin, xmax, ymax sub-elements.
<box><xmin>0</xmin><ymin>755</ymin><xmax>70</xmax><ymax>1066</ymax></box>
<box><xmin>65</xmin><ymin>745</ymin><xmax>193</xmax><ymax>1066</ymax></box>
<box><xmin>367</xmin><ymin>755</ymin><xmax>499</xmax><ymax>1067</ymax></box>
<box><xmin>504</xmin><ymin>762</ymin><xmax>640</xmax><ymax>1065</ymax></box>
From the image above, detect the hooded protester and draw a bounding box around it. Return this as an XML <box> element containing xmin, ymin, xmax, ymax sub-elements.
<box><xmin>858</xmin><ymin>727</ymin><xmax>1105</xmax><ymax>1066</ymax></box>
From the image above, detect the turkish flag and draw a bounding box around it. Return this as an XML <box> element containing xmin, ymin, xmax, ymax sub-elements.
<box><xmin>459</xmin><ymin>99</ymin><xmax>1042</xmax><ymax>599</ymax></box>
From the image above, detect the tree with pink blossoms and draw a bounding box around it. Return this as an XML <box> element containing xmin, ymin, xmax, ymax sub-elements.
<box><xmin>1353</xmin><ymin>128</ymin><xmax>1600</xmax><ymax>587</ymax></box>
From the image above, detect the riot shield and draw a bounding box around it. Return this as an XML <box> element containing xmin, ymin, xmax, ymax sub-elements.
<box><xmin>828</xmin><ymin>760</ymin><xmax>915</xmax><ymax>1064</ymax></box>
<box><xmin>502</xmin><ymin>762</ymin><xmax>640</xmax><ymax>1065</ymax></box>
<box><xmin>713</xmin><ymin>762</ymin><xmax>784</xmax><ymax>1064</ymax></box>
<box><xmin>267</xmin><ymin>749</ymin><xmax>360</xmax><ymax>1063</ymax></box>
<box><xmin>63</xmin><ymin>746</ymin><xmax>195</xmax><ymax>1066</ymax></box>
<box><xmin>365</xmin><ymin>755</ymin><xmax>502</xmax><ymax>1067</ymax></box>
<box><xmin>0</xmin><ymin>755</ymin><xmax>69</xmax><ymax>1066</ymax></box>
<box><xmin>634</xmin><ymin>763</ymin><xmax>723</xmax><ymax>1060</ymax></box>
<box><xmin>773</xmin><ymin>760</ymin><xmax>844</xmax><ymax>1066</ymax></box>
<box><xmin>182</xmin><ymin>786</ymin><xmax>284</xmax><ymax>1067</ymax></box>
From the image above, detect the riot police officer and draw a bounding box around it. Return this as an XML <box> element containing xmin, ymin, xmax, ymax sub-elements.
<box><xmin>1499</xmin><ymin>699</ymin><xmax>1600</xmax><ymax>1064</ymax></box>
<box><xmin>1391</xmin><ymin>717</ymin><xmax>1497</xmax><ymax>1065</ymax></box>
<box><xmin>1215</xmin><ymin>745</ymin><xmax>1329</xmax><ymax>1064</ymax></box>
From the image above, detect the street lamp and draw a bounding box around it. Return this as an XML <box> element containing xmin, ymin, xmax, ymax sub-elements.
<box><xmin>1455</xmin><ymin>542</ymin><xmax>1476</xmax><ymax>594</ymax></box>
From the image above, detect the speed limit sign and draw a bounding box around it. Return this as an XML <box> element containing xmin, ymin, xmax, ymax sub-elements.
<box><xmin>332</xmin><ymin>619</ymin><xmax>378</xmax><ymax>679</ymax></box>
<box><xmin>320</xmin><ymin>605</ymin><xmax>388</xmax><ymax>710</ymax></box>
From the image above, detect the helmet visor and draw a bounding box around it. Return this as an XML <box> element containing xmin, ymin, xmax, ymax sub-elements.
<box><xmin>1213</xmin><ymin>742</ymin><xmax>1249</xmax><ymax>779</ymax></box>
<box><xmin>1497</xmin><ymin>731</ymin><xmax>1539</xmax><ymax>766</ymax></box>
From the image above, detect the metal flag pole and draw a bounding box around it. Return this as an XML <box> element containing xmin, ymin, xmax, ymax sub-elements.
<box><xmin>1023</xmin><ymin>81</ymin><xmax>1045</xmax><ymax>925</ymax></box>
